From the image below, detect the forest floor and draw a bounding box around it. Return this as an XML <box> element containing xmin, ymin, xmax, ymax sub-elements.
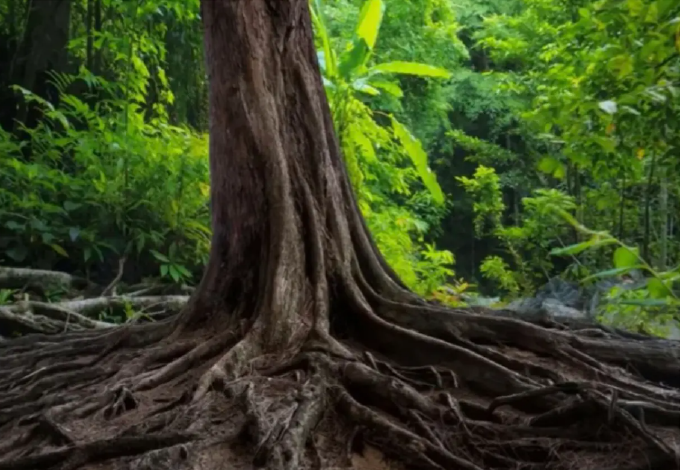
<box><xmin>2</xmin><ymin>265</ymin><xmax>680</xmax><ymax>470</ymax></box>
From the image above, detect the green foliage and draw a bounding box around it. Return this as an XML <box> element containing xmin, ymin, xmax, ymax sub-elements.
<box><xmin>550</xmin><ymin>211</ymin><xmax>679</xmax><ymax>337</ymax></box>
<box><xmin>0</xmin><ymin>289</ymin><xmax>16</xmax><ymax>305</ymax></box>
<box><xmin>458</xmin><ymin>166</ymin><xmax>580</xmax><ymax>296</ymax></box>
<box><xmin>480</xmin><ymin>256</ymin><xmax>520</xmax><ymax>296</ymax></box>
<box><xmin>456</xmin><ymin>165</ymin><xmax>504</xmax><ymax>235</ymax></box>
<box><xmin>0</xmin><ymin>69</ymin><xmax>211</xmax><ymax>281</ymax></box>
<box><xmin>312</xmin><ymin>0</ymin><xmax>457</xmax><ymax>297</ymax></box>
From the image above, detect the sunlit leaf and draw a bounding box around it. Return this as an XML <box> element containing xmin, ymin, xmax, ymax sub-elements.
<box><xmin>647</xmin><ymin>278</ymin><xmax>673</xmax><ymax>298</ymax></box>
<box><xmin>582</xmin><ymin>266</ymin><xmax>645</xmax><ymax>282</ymax></box>
<box><xmin>352</xmin><ymin>79</ymin><xmax>380</xmax><ymax>95</ymax></box>
<box><xmin>355</xmin><ymin>0</ymin><xmax>385</xmax><ymax>50</ymax></box>
<box><xmin>549</xmin><ymin>236</ymin><xmax>616</xmax><ymax>256</ymax></box>
<box><xmin>613</xmin><ymin>246</ymin><xmax>639</xmax><ymax>269</ymax></box>
<box><xmin>369</xmin><ymin>61</ymin><xmax>451</xmax><ymax>78</ymax></box>
<box><xmin>390</xmin><ymin>117</ymin><xmax>444</xmax><ymax>204</ymax></box>
<box><xmin>50</xmin><ymin>244</ymin><xmax>69</xmax><ymax>257</ymax></box>
<box><xmin>310</xmin><ymin>0</ymin><xmax>336</xmax><ymax>77</ymax></box>
<box><xmin>369</xmin><ymin>79</ymin><xmax>403</xmax><ymax>97</ymax></box>
<box><xmin>338</xmin><ymin>38</ymin><xmax>370</xmax><ymax>79</ymax></box>
<box><xmin>150</xmin><ymin>250</ymin><xmax>169</xmax><ymax>262</ymax></box>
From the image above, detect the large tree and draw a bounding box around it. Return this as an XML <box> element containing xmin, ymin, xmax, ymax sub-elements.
<box><xmin>1</xmin><ymin>1</ymin><xmax>680</xmax><ymax>469</ymax></box>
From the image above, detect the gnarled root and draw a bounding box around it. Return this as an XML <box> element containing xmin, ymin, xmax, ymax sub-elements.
<box><xmin>1</xmin><ymin>293</ymin><xmax>680</xmax><ymax>470</ymax></box>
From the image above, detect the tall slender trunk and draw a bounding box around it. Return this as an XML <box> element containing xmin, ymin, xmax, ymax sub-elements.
<box><xmin>618</xmin><ymin>169</ymin><xmax>626</xmax><ymax>240</ymax></box>
<box><xmin>11</xmin><ymin>0</ymin><xmax>72</xmax><ymax>130</ymax></box>
<box><xmin>574</xmin><ymin>165</ymin><xmax>582</xmax><ymax>242</ymax></box>
<box><xmin>86</xmin><ymin>0</ymin><xmax>94</xmax><ymax>71</ymax></box>
<box><xmin>93</xmin><ymin>0</ymin><xmax>102</xmax><ymax>74</ymax></box>
<box><xmin>8</xmin><ymin>0</ymin><xmax>17</xmax><ymax>40</ymax></box>
<box><xmin>642</xmin><ymin>152</ymin><xmax>656</xmax><ymax>262</ymax></box>
<box><xmin>658</xmin><ymin>171</ymin><xmax>668</xmax><ymax>270</ymax></box>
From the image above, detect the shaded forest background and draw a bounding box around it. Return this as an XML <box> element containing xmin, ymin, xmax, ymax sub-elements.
<box><xmin>0</xmin><ymin>0</ymin><xmax>679</xmax><ymax>336</ymax></box>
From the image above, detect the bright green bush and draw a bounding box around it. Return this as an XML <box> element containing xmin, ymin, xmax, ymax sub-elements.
<box><xmin>0</xmin><ymin>71</ymin><xmax>211</xmax><ymax>283</ymax></box>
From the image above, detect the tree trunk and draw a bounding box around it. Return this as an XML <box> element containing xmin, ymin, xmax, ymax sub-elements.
<box><xmin>658</xmin><ymin>172</ymin><xmax>668</xmax><ymax>270</ymax></box>
<box><xmin>11</xmin><ymin>0</ymin><xmax>71</xmax><ymax>129</ymax></box>
<box><xmin>86</xmin><ymin>0</ymin><xmax>94</xmax><ymax>71</ymax></box>
<box><xmin>642</xmin><ymin>152</ymin><xmax>657</xmax><ymax>262</ymax></box>
<box><xmin>93</xmin><ymin>0</ymin><xmax>102</xmax><ymax>75</ymax></box>
<box><xmin>1</xmin><ymin>1</ymin><xmax>680</xmax><ymax>470</ymax></box>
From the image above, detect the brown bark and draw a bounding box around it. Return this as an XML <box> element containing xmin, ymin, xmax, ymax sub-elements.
<box><xmin>1</xmin><ymin>1</ymin><xmax>680</xmax><ymax>470</ymax></box>
<box><xmin>11</xmin><ymin>0</ymin><xmax>71</xmax><ymax>129</ymax></box>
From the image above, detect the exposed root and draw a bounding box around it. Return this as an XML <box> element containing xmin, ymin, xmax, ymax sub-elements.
<box><xmin>0</xmin><ymin>295</ymin><xmax>188</xmax><ymax>337</ymax></box>
<box><xmin>0</xmin><ymin>266</ymin><xmax>94</xmax><ymax>293</ymax></box>
<box><xmin>0</xmin><ymin>432</ymin><xmax>194</xmax><ymax>470</ymax></box>
<box><xmin>134</xmin><ymin>330</ymin><xmax>239</xmax><ymax>391</ymax></box>
<box><xmin>2</xmin><ymin>278</ymin><xmax>680</xmax><ymax>470</ymax></box>
<box><xmin>192</xmin><ymin>333</ymin><xmax>263</xmax><ymax>401</ymax></box>
<box><xmin>1</xmin><ymin>306</ymin><xmax>680</xmax><ymax>470</ymax></box>
<box><xmin>103</xmin><ymin>386</ymin><xmax>138</xmax><ymax>419</ymax></box>
<box><xmin>335</xmin><ymin>386</ymin><xmax>484</xmax><ymax>470</ymax></box>
<box><xmin>238</xmin><ymin>377</ymin><xmax>326</xmax><ymax>469</ymax></box>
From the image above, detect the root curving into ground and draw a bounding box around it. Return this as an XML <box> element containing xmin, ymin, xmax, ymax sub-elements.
<box><xmin>1</xmin><ymin>287</ymin><xmax>679</xmax><ymax>470</ymax></box>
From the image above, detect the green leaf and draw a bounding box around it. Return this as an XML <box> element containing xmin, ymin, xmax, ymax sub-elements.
<box><xmin>338</xmin><ymin>38</ymin><xmax>370</xmax><ymax>79</ymax></box>
<box><xmin>647</xmin><ymin>278</ymin><xmax>672</xmax><ymax>298</ymax></box>
<box><xmin>553</xmin><ymin>164</ymin><xmax>566</xmax><ymax>179</ymax></box>
<box><xmin>644</xmin><ymin>2</ymin><xmax>659</xmax><ymax>23</ymax></box>
<box><xmin>369</xmin><ymin>79</ymin><xmax>403</xmax><ymax>97</ymax></box>
<box><xmin>5</xmin><ymin>221</ymin><xmax>24</xmax><ymax>231</ymax></box>
<box><xmin>618</xmin><ymin>298</ymin><xmax>670</xmax><ymax>307</ymax></box>
<box><xmin>537</xmin><ymin>156</ymin><xmax>565</xmax><ymax>178</ymax></box>
<box><xmin>169</xmin><ymin>264</ymin><xmax>181</xmax><ymax>282</ymax></box>
<box><xmin>582</xmin><ymin>265</ymin><xmax>644</xmax><ymax>282</ymax></box>
<box><xmin>390</xmin><ymin>117</ymin><xmax>444</xmax><ymax>204</ymax></box>
<box><xmin>63</xmin><ymin>201</ymin><xmax>82</xmax><ymax>211</ymax></box>
<box><xmin>550</xmin><ymin>236</ymin><xmax>617</xmax><ymax>256</ymax></box>
<box><xmin>355</xmin><ymin>0</ymin><xmax>385</xmax><ymax>51</ymax></box>
<box><xmin>538</xmin><ymin>156</ymin><xmax>559</xmax><ymax>173</ymax></box>
<box><xmin>176</xmin><ymin>264</ymin><xmax>192</xmax><ymax>278</ymax></box>
<box><xmin>50</xmin><ymin>244</ymin><xmax>69</xmax><ymax>257</ymax></box>
<box><xmin>627</xmin><ymin>0</ymin><xmax>644</xmax><ymax>16</ymax></box>
<box><xmin>6</xmin><ymin>245</ymin><xmax>28</xmax><ymax>262</ymax></box>
<box><xmin>369</xmin><ymin>61</ymin><xmax>452</xmax><ymax>78</ymax></box>
<box><xmin>150</xmin><ymin>250</ymin><xmax>170</xmax><ymax>262</ymax></box>
<box><xmin>613</xmin><ymin>246</ymin><xmax>639</xmax><ymax>269</ymax></box>
<box><xmin>310</xmin><ymin>0</ymin><xmax>336</xmax><ymax>77</ymax></box>
<box><xmin>592</xmin><ymin>136</ymin><xmax>617</xmax><ymax>154</ymax></box>
<box><xmin>160</xmin><ymin>264</ymin><xmax>169</xmax><ymax>277</ymax></box>
<box><xmin>352</xmin><ymin>79</ymin><xmax>380</xmax><ymax>95</ymax></box>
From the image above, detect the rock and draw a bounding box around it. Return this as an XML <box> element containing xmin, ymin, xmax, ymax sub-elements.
<box><xmin>502</xmin><ymin>274</ymin><xmax>680</xmax><ymax>340</ymax></box>
<box><xmin>540</xmin><ymin>298</ymin><xmax>586</xmax><ymax>319</ymax></box>
<box><xmin>460</xmin><ymin>294</ymin><xmax>501</xmax><ymax>307</ymax></box>
<box><xmin>535</xmin><ymin>278</ymin><xmax>586</xmax><ymax>308</ymax></box>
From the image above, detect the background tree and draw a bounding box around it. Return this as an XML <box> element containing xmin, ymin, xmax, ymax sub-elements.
<box><xmin>1</xmin><ymin>1</ymin><xmax>680</xmax><ymax>469</ymax></box>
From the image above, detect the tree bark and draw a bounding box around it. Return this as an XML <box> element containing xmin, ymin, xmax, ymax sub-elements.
<box><xmin>11</xmin><ymin>0</ymin><xmax>71</xmax><ymax>129</ymax></box>
<box><xmin>1</xmin><ymin>1</ymin><xmax>680</xmax><ymax>470</ymax></box>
